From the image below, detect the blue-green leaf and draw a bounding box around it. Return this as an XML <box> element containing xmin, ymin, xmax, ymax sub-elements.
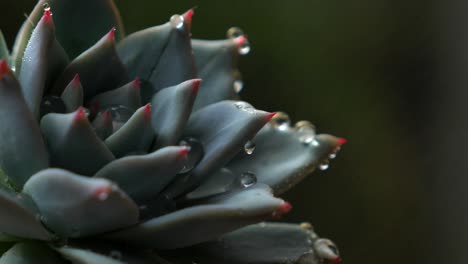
<box><xmin>61</xmin><ymin>74</ymin><xmax>84</xmax><ymax>112</ymax></box>
<box><xmin>41</xmin><ymin>108</ymin><xmax>115</xmax><ymax>176</ymax></box>
<box><xmin>23</xmin><ymin>169</ymin><xmax>139</xmax><ymax>238</ymax></box>
<box><xmin>0</xmin><ymin>61</ymin><xmax>49</xmax><ymax>187</ymax></box>
<box><xmin>103</xmin><ymin>184</ymin><xmax>285</xmax><ymax>250</ymax></box>
<box><xmin>0</xmin><ymin>242</ymin><xmax>66</xmax><ymax>264</ymax></box>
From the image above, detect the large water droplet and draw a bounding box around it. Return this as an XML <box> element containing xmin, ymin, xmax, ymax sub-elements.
<box><xmin>319</xmin><ymin>160</ymin><xmax>329</xmax><ymax>171</ymax></box>
<box><xmin>43</xmin><ymin>3</ymin><xmax>50</xmax><ymax>11</ymax></box>
<box><xmin>233</xmin><ymin>80</ymin><xmax>244</xmax><ymax>93</ymax></box>
<box><xmin>295</xmin><ymin>121</ymin><xmax>316</xmax><ymax>144</ymax></box>
<box><xmin>240</xmin><ymin>172</ymin><xmax>257</xmax><ymax>188</ymax></box>
<box><xmin>244</xmin><ymin>141</ymin><xmax>256</xmax><ymax>155</ymax></box>
<box><xmin>271</xmin><ymin>112</ymin><xmax>290</xmax><ymax>131</ymax></box>
<box><xmin>227</xmin><ymin>27</ymin><xmax>245</xmax><ymax>39</ymax></box>
<box><xmin>109</xmin><ymin>250</ymin><xmax>122</xmax><ymax>260</ymax></box>
<box><xmin>106</xmin><ymin>105</ymin><xmax>134</xmax><ymax>131</ymax></box>
<box><xmin>234</xmin><ymin>102</ymin><xmax>256</xmax><ymax>114</ymax></box>
<box><xmin>178</xmin><ymin>137</ymin><xmax>204</xmax><ymax>174</ymax></box>
<box><xmin>170</xmin><ymin>14</ymin><xmax>185</xmax><ymax>29</ymax></box>
<box><xmin>40</xmin><ymin>96</ymin><xmax>66</xmax><ymax>117</ymax></box>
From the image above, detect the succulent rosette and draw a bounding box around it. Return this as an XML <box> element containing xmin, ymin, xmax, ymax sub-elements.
<box><xmin>0</xmin><ymin>1</ymin><xmax>345</xmax><ymax>263</ymax></box>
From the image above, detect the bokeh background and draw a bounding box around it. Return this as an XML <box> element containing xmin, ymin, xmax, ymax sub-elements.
<box><xmin>3</xmin><ymin>0</ymin><xmax>467</xmax><ymax>263</ymax></box>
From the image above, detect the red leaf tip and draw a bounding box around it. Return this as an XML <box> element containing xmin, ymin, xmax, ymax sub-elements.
<box><xmin>107</xmin><ymin>28</ymin><xmax>116</xmax><ymax>41</ymax></box>
<box><xmin>192</xmin><ymin>79</ymin><xmax>202</xmax><ymax>94</ymax></box>
<box><xmin>104</xmin><ymin>110</ymin><xmax>112</xmax><ymax>121</ymax></box>
<box><xmin>93</xmin><ymin>185</ymin><xmax>112</xmax><ymax>200</ymax></box>
<box><xmin>0</xmin><ymin>60</ymin><xmax>10</xmax><ymax>77</ymax></box>
<box><xmin>235</xmin><ymin>35</ymin><xmax>248</xmax><ymax>48</ymax></box>
<box><xmin>337</xmin><ymin>138</ymin><xmax>347</xmax><ymax>146</ymax></box>
<box><xmin>43</xmin><ymin>9</ymin><xmax>52</xmax><ymax>21</ymax></box>
<box><xmin>334</xmin><ymin>257</ymin><xmax>342</xmax><ymax>263</ymax></box>
<box><xmin>132</xmin><ymin>77</ymin><xmax>141</xmax><ymax>89</ymax></box>
<box><xmin>75</xmin><ymin>107</ymin><xmax>87</xmax><ymax>121</ymax></box>
<box><xmin>183</xmin><ymin>9</ymin><xmax>195</xmax><ymax>23</ymax></box>
<box><xmin>72</xmin><ymin>74</ymin><xmax>81</xmax><ymax>86</ymax></box>
<box><xmin>178</xmin><ymin>146</ymin><xmax>191</xmax><ymax>157</ymax></box>
<box><xmin>266</xmin><ymin>112</ymin><xmax>277</xmax><ymax>121</ymax></box>
<box><xmin>279</xmin><ymin>201</ymin><xmax>292</xmax><ymax>214</ymax></box>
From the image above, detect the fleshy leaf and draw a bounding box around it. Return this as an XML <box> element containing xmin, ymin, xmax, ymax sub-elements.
<box><xmin>12</xmin><ymin>0</ymin><xmax>124</xmax><ymax>68</ymax></box>
<box><xmin>52</xmin><ymin>29</ymin><xmax>127</xmax><ymax>98</ymax></box>
<box><xmin>95</xmin><ymin>146</ymin><xmax>189</xmax><ymax>204</ymax></box>
<box><xmin>0</xmin><ymin>242</ymin><xmax>67</xmax><ymax>264</ymax></box>
<box><xmin>185</xmin><ymin>168</ymin><xmax>238</xmax><ymax>200</ymax></box>
<box><xmin>105</xmin><ymin>104</ymin><xmax>153</xmax><ymax>157</ymax></box>
<box><xmin>151</xmin><ymin>79</ymin><xmax>200</xmax><ymax>149</ymax></box>
<box><xmin>55</xmin><ymin>246</ymin><xmax>125</xmax><ymax>264</ymax></box>
<box><xmin>40</xmin><ymin>108</ymin><xmax>115</xmax><ymax>176</ymax></box>
<box><xmin>88</xmin><ymin>79</ymin><xmax>142</xmax><ymax>112</ymax></box>
<box><xmin>103</xmin><ymin>184</ymin><xmax>286</xmax><ymax>249</ymax></box>
<box><xmin>0</xmin><ymin>31</ymin><xmax>8</xmax><ymax>61</ymax></box>
<box><xmin>18</xmin><ymin>10</ymin><xmax>56</xmax><ymax>118</ymax></box>
<box><xmin>164</xmin><ymin>101</ymin><xmax>273</xmax><ymax>198</ymax></box>
<box><xmin>0</xmin><ymin>61</ymin><xmax>49</xmax><ymax>187</ymax></box>
<box><xmin>118</xmin><ymin>14</ymin><xmax>196</xmax><ymax>103</ymax></box>
<box><xmin>192</xmin><ymin>39</ymin><xmax>241</xmax><ymax>111</ymax></box>
<box><xmin>61</xmin><ymin>74</ymin><xmax>84</xmax><ymax>112</ymax></box>
<box><xmin>0</xmin><ymin>189</ymin><xmax>52</xmax><ymax>240</ymax></box>
<box><xmin>227</xmin><ymin>123</ymin><xmax>345</xmax><ymax>194</ymax></box>
<box><xmin>166</xmin><ymin>223</ymin><xmax>340</xmax><ymax>264</ymax></box>
<box><xmin>23</xmin><ymin>169</ymin><xmax>139</xmax><ymax>238</ymax></box>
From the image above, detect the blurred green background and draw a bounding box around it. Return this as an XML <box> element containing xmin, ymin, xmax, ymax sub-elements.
<box><xmin>1</xmin><ymin>0</ymin><xmax>454</xmax><ymax>263</ymax></box>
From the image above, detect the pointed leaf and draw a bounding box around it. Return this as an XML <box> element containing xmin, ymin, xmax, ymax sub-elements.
<box><xmin>41</xmin><ymin>108</ymin><xmax>115</xmax><ymax>176</ymax></box>
<box><xmin>165</xmin><ymin>101</ymin><xmax>272</xmax><ymax>197</ymax></box>
<box><xmin>23</xmin><ymin>169</ymin><xmax>139</xmax><ymax>238</ymax></box>
<box><xmin>0</xmin><ymin>242</ymin><xmax>67</xmax><ymax>264</ymax></box>
<box><xmin>118</xmin><ymin>15</ymin><xmax>195</xmax><ymax>103</ymax></box>
<box><xmin>185</xmin><ymin>168</ymin><xmax>238</xmax><ymax>200</ymax></box>
<box><xmin>105</xmin><ymin>104</ymin><xmax>153</xmax><ymax>158</ymax></box>
<box><xmin>103</xmin><ymin>184</ymin><xmax>286</xmax><ymax>249</ymax></box>
<box><xmin>61</xmin><ymin>74</ymin><xmax>84</xmax><ymax>112</ymax></box>
<box><xmin>12</xmin><ymin>0</ymin><xmax>124</xmax><ymax>68</ymax></box>
<box><xmin>0</xmin><ymin>61</ymin><xmax>49</xmax><ymax>187</ymax></box>
<box><xmin>170</xmin><ymin>223</ymin><xmax>340</xmax><ymax>264</ymax></box>
<box><xmin>52</xmin><ymin>30</ymin><xmax>127</xmax><ymax>98</ymax></box>
<box><xmin>95</xmin><ymin>146</ymin><xmax>189</xmax><ymax>203</ymax></box>
<box><xmin>227</xmin><ymin>122</ymin><xmax>345</xmax><ymax>195</ymax></box>
<box><xmin>151</xmin><ymin>79</ymin><xmax>200</xmax><ymax>149</ymax></box>
<box><xmin>0</xmin><ymin>189</ymin><xmax>52</xmax><ymax>240</ymax></box>
<box><xmin>0</xmin><ymin>31</ymin><xmax>8</xmax><ymax>61</ymax></box>
<box><xmin>88</xmin><ymin>78</ymin><xmax>142</xmax><ymax>112</ymax></box>
<box><xmin>192</xmin><ymin>39</ymin><xmax>241</xmax><ymax>111</ymax></box>
<box><xmin>55</xmin><ymin>246</ymin><xmax>125</xmax><ymax>264</ymax></box>
<box><xmin>18</xmin><ymin>10</ymin><xmax>56</xmax><ymax>118</ymax></box>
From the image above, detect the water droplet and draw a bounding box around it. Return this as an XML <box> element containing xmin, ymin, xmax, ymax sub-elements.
<box><xmin>319</xmin><ymin>160</ymin><xmax>329</xmax><ymax>171</ymax></box>
<box><xmin>43</xmin><ymin>3</ymin><xmax>50</xmax><ymax>11</ymax></box>
<box><xmin>109</xmin><ymin>250</ymin><xmax>122</xmax><ymax>260</ymax></box>
<box><xmin>233</xmin><ymin>80</ymin><xmax>244</xmax><ymax>93</ymax></box>
<box><xmin>311</xmin><ymin>139</ymin><xmax>320</xmax><ymax>147</ymax></box>
<box><xmin>170</xmin><ymin>14</ymin><xmax>184</xmax><ymax>29</ymax></box>
<box><xmin>40</xmin><ymin>96</ymin><xmax>66</xmax><ymax>117</ymax></box>
<box><xmin>270</xmin><ymin>112</ymin><xmax>290</xmax><ymax>131</ymax></box>
<box><xmin>234</xmin><ymin>102</ymin><xmax>256</xmax><ymax>114</ymax></box>
<box><xmin>238</xmin><ymin>39</ymin><xmax>251</xmax><ymax>55</ymax></box>
<box><xmin>240</xmin><ymin>172</ymin><xmax>257</xmax><ymax>188</ymax></box>
<box><xmin>300</xmin><ymin>222</ymin><xmax>313</xmax><ymax>230</ymax></box>
<box><xmin>227</xmin><ymin>27</ymin><xmax>245</xmax><ymax>39</ymax></box>
<box><xmin>105</xmin><ymin>105</ymin><xmax>134</xmax><ymax>131</ymax></box>
<box><xmin>295</xmin><ymin>121</ymin><xmax>316</xmax><ymax>144</ymax></box>
<box><xmin>259</xmin><ymin>222</ymin><xmax>267</xmax><ymax>228</ymax></box>
<box><xmin>244</xmin><ymin>141</ymin><xmax>256</xmax><ymax>155</ymax></box>
<box><xmin>329</xmin><ymin>147</ymin><xmax>340</xmax><ymax>159</ymax></box>
<box><xmin>178</xmin><ymin>137</ymin><xmax>204</xmax><ymax>174</ymax></box>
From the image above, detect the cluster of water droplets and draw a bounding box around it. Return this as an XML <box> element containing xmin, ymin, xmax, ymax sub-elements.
<box><xmin>101</xmin><ymin>105</ymin><xmax>134</xmax><ymax>131</ymax></box>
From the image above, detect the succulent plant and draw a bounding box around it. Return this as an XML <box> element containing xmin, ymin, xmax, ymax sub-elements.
<box><xmin>0</xmin><ymin>1</ymin><xmax>346</xmax><ymax>263</ymax></box>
